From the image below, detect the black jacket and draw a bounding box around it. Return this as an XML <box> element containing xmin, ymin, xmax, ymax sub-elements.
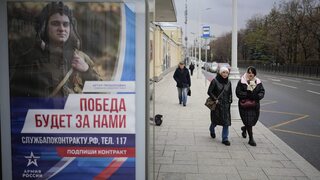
<box><xmin>207</xmin><ymin>74</ymin><xmax>232</xmax><ymax>126</ymax></box>
<box><xmin>173</xmin><ymin>67</ymin><xmax>191</xmax><ymax>88</ymax></box>
<box><xmin>189</xmin><ymin>64</ymin><xmax>195</xmax><ymax>70</ymax></box>
<box><xmin>236</xmin><ymin>75</ymin><xmax>265</xmax><ymax>126</ymax></box>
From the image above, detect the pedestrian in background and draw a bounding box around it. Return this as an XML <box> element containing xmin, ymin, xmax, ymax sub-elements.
<box><xmin>236</xmin><ymin>66</ymin><xmax>265</xmax><ymax>146</ymax></box>
<box><xmin>173</xmin><ymin>61</ymin><xmax>191</xmax><ymax>106</ymax></box>
<box><xmin>189</xmin><ymin>62</ymin><xmax>195</xmax><ymax>76</ymax></box>
<box><xmin>207</xmin><ymin>67</ymin><xmax>232</xmax><ymax>146</ymax></box>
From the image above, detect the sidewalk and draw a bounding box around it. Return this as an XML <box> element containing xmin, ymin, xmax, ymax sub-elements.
<box><xmin>152</xmin><ymin>69</ymin><xmax>320</xmax><ymax>180</ymax></box>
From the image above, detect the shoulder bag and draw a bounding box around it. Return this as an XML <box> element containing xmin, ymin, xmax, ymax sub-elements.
<box><xmin>205</xmin><ymin>88</ymin><xmax>225</xmax><ymax>111</ymax></box>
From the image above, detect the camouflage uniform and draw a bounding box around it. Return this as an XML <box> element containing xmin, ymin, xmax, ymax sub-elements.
<box><xmin>10</xmin><ymin>45</ymin><xmax>101</xmax><ymax>97</ymax></box>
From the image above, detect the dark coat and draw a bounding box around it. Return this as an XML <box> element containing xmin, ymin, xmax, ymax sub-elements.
<box><xmin>207</xmin><ymin>74</ymin><xmax>232</xmax><ymax>126</ymax></box>
<box><xmin>236</xmin><ymin>75</ymin><xmax>265</xmax><ymax>126</ymax></box>
<box><xmin>173</xmin><ymin>67</ymin><xmax>191</xmax><ymax>88</ymax></box>
<box><xmin>189</xmin><ymin>64</ymin><xmax>195</xmax><ymax>70</ymax></box>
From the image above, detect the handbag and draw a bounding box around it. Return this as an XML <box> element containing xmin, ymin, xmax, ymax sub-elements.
<box><xmin>205</xmin><ymin>97</ymin><xmax>217</xmax><ymax>110</ymax></box>
<box><xmin>205</xmin><ymin>87</ymin><xmax>225</xmax><ymax>111</ymax></box>
<box><xmin>187</xmin><ymin>89</ymin><xmax>191</xmax><ymax>96</ymax></box>
<box><xmin>239</xmin><ymin>99</ymin><xmax>256</xmax><ymax>109</ymax></box>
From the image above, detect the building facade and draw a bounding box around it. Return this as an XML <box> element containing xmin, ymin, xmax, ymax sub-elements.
<box><xmin>149</xmin><ymin>24</ymin><xmax>183</xmax><ymax>81</ymax></box>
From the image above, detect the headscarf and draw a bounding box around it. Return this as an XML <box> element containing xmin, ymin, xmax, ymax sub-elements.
<box><xmin>240</xmin><ymin>73</ymin><xmax>262</xmax><ymax>91</ymax></box>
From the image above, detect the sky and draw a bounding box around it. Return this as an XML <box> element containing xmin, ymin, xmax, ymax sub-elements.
<box><xmin>171</xmin><ymin>0</ymin><xmax>288</xmax><ymax>44</ymax></box>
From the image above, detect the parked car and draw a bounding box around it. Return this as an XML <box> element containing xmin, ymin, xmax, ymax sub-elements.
<box><xmin>208</xmin><ymin>62</ymin><xmax>218</xmax><ymax>73</ymax></box>
<box><xmin>203</xmin><ymin>62</ymin><xmax>211</xmax><ymax>70</ymax></box>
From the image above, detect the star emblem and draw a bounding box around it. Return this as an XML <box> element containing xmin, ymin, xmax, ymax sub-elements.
<box><xmin>25</xmin><ymin>152</ymin><xmax>40</xmax><ymax>167</ymax></box>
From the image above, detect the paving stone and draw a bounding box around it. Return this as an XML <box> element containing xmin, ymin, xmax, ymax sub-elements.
<box><xmin>159</xmin><ymin>164</ymin><xmax>198</xmax><ymax>173</ymax></box>
<box><xmin>157</xmin><ymin>172</ymin><xmax>186</xmax><ymax>180</ymax></box>
<box><xmin>226</xmin><ymin>144</ymin><xmax>248</xmax><ymax>151</ymax></box>
<box><xmin>263</xmin><ymin>167</ymin><xmax>305</xmax><ymax>176</ymax></box>
<box><xmin>186</xmin><ymin>173</ymin><xmax>227</xmax><ymax>180</ymax></box>
<box><xmin>155</xmin><ymin>156</ymin><xmax>173</xmax><ymax>164</ymax></box>
<box><xmin>229</xmin><ymin>151</ymin><xmax>254</xmax><ymax>160</ymax></box>
<box><xmin>198</xmin><ymin>165</ymin><xmax>238</xmax><ymax>174</ymax></box>
<box><xmin>186</xmin><ymin>145</ymin><xmax>218</xmax><ymax>152</ymax></box>
<box><xmin>281</xmin><ymin>160</ymin><xmax>297</xmax><ymax>168</ymax></box>
<box><xmin>163</xmin><ymin>150</ymin><xmax>175</xmax><ymax>157</ymax></box>
<box><xmin>226</xmin><ymin>174</ymin><xmax>242</xmax><ymax>180</ymax></box>
<box><xmin>295</xmin><ymin>177</ymin><xmax>312</xmax><ymax>180</ymax></box>
<box><xmin>292</xmin><ymin>160</ymin><xmax>320</xmax><ymax>179</ymax></box>
<box><xmin>197</xmin><ymin>158</ymin><xmax>221</xmax><ymax>166</ymax></box>
<box><xmin>267</xmin><ymin>176</ymin><xmax>296</xmax><ymax>180</ymax></box>
<box><xmin>238</xmin><ymin>170</ymin><xmax>269</xmax><ymax>180</ymax></box>
<box><xmin>197</xmin><ymin>152</ymin><xmax>231</xmax><ymax>159</ymax></box>
<box><xmin>166</xmin><ymin>138</ymin><xmax>195</xmax><ymax>146</ymax></box>
<box><xmin>248</xmin><ymin>147</ymin><xmax>272</xmax><ymax>154</ymax></box>
<box><xmin>252</xmin><ymin>153</ymin><xmax>288</xmax><ymax>161</ymax></box>
<box><xmin>220</xmin><ymin>159</ymin><xmax>246</xmax><ymax>167</ymax></box>
<box><xmin>173</xmin><ymin>160</ymin><xmax>198</xmax><ymax>165</ymax></box>
<box><xmin>165</xmin><ymin>145</ymin><xmax>186</xmax><ymax>151</ymax></box>
<box><xmin>174</xmin><ymin>152</ymin><xmax>197</xmax><ymax>161</ymax></box>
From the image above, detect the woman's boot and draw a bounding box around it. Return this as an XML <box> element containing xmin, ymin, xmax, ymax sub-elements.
<box><xmin>247</xmin><ymin>126</ymin><xmax>256</xmax><ymax>146</ymax></box>
<box><xmin>241</xmin><ymin>126</ymin><xmax>247</xmax><ymax>138</ymax></box>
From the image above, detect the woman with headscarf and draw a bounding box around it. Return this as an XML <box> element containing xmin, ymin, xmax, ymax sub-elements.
<box><xmin>236</xmin><ymin>66</ymin><xmax>265</xmax><ymax>146</ymax></box>
<box><xmin>207</xmin><ymin>66</ymin><xmax>232</xmax><ymax>146</ymax></box>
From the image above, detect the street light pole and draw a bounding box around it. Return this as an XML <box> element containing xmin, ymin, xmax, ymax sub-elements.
<box><xmin>230</xmin><ymin>0</ymin><xmax>241</xmax><ymax>120</ymax></box>
<box><xmin>194</xmin><ymin>38</ymin><xmax>197</xmax><ymax>59</ymax></box>
<box><xmin>190</xmin><ymin>32</ymin><xmax>196</xmax><ymax>61</ymax></box>
<box><xmin>184</xmin><ymin>0</ymin><xmax>188</xmax><ymax>64</ymax></box>
<box><xmin>197</xmin><ymin>1</ymin><xmax>201</xmax><ymax>79</ymax></box>
<box><xmin>197</xmin><ymin>7</ymin><xmax>212</xmax><ymax>79</ymax></box>
<box><xmin>229</xmin><ymin>0</ymin><xmax>240</xmax><ymax>80</ymax></box>
<box><xmin>205</xmin><ymin>38</ymin><xmax>208</xmax><ymax>64</ymax></box>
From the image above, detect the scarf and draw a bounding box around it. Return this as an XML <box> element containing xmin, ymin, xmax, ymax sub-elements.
<box><xmin>241</xmin><ymin>73</ymin><xmax>261</xmax><ymax>91</ymax></box>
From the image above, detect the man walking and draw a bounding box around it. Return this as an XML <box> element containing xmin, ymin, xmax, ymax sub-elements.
<box><xmin>189</xmin><ymin>62</ymin><xmax>195</xmax><ymax>76</ymax></box>
<box><xmin>173</xmin><ymin>61</ymin><xmax>191</xmax><ymax>106</ymax></box>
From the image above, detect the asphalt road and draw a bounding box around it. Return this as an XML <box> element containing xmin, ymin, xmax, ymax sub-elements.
<box><xmin>241</xmin><ymin>69</ymin><xmax>320</xmax><ymax>171</ymax></box>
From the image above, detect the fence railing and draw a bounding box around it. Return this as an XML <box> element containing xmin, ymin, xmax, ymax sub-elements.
<box><xmin>239</xmin><ymin>63</ymin><xmax>320</xmax><ymax>79</ymax></box>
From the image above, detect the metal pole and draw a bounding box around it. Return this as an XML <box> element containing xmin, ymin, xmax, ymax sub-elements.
<box><xmin>184</xmin><ymin>0</ymin><xmax>188</xmax><ymax>64</ymax></box>
<box><xmin>197</xmin><ymin>0</ymin><xmax>201</xmax><ymax>79</ymax></box>
<box><xmin>205</xmin><ymin>39</ymin><xmax>207</xmax><ymax>63</ymax></box>
<box><xmin>194</xmin><ymin>39</ymin><xmax>196</xmax><ymax>59</ymax></box>
<box><xmin>205</xmin><ymin>38</ymin><xmax>207</xmax><ymax>86</ymax></box>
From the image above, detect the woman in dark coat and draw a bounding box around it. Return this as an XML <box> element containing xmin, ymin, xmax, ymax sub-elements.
<box><xmin>207</xmin><ymin>67</ymin><xmax>232</xmax><ymax>146</ymax></box>
<box><xmin>236</xmin><ymin>66</ymin><xmax>265</xmax><ymax>146</ymax></box>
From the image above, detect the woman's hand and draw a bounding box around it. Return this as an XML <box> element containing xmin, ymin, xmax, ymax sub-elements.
<box><xmin>247</xmin><ymin>90</ymin><xmax>253</xmax><ymax>98</ymax></box>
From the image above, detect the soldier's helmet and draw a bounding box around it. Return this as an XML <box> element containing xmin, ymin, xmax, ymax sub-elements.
<box><xmin>35</xmin><ymin>1</ymin><xmax>81</xmax><ymax>50</ymax></box>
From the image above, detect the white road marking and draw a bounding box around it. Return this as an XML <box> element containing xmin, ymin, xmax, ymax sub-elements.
<box><xmin>265</xmin><ymin>75</ymin><xmax>277</xmax><ymax>78</ymax></box>
<box><xmin>280</xmin><ymin>78</ymin><xmax>301</xmax><ymax>83</ymax></box>
<box><xmin>272</xmin><ymin>82</ymin><xmax>297</xmax><ymax>89</ymax></box>
<box><xmin>270</xmin><ymin>79</ymin><xmax>281</xmax><ymax>82</ymax></box>
<box><xmin>306</xmin><ymin>90</ymin><xmax>320</xmax><ymax>95</ymax></box>
<box><xmin>303</xmin><ymin>79</ymin><xmax>313</xmax><ymax>82</ymax></box>
<box><xmin>308</xmin><ymin>83</ymin><xmax>320</xmax><ymax>87</ymax></box>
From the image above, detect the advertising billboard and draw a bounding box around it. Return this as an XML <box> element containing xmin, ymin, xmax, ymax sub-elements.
<box><xmin>6</xmin><ymin>1</ymin><xmax>137</xmax><ymax>179</ymax></box>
